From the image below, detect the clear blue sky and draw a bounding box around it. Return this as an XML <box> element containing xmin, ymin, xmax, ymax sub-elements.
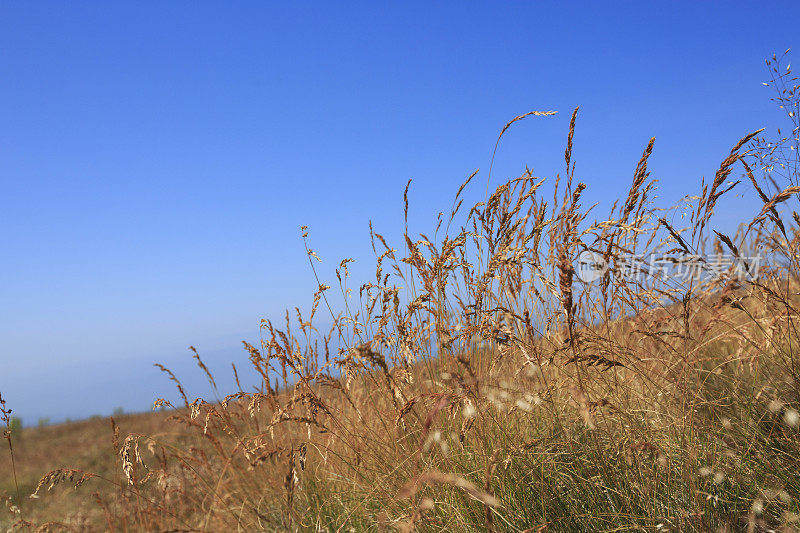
<box><xmin>0</xmin><ymin>2</ymin><xmax>795</xmax><ymax>423</ymax></box>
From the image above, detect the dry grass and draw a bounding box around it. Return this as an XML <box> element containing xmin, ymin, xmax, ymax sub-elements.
<box><xmin>0</xmin><ymin>412</ymin><xmax>178</xmax><ymax>530</ymax></box>
<box><xmin>3</xmin><ymin>53</ymin><xmax>800</xmax><ymax>532</ymax></box>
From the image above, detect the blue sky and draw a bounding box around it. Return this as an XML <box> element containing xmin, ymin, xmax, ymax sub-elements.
<box><xmin>0</xmin><ymin>1</ymin><xmax>796</xmax><ymax>423</ymax></box>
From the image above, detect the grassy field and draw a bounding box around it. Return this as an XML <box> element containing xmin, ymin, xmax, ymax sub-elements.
<box><xmin>3</xmin><ymin>55</ymin><xmax>800</xmax><ymax>532</ymax></box>
<box><xmin>0</xmin><ymin>412</ymin><xmax>174</xmax><ymax>530</ymax></box>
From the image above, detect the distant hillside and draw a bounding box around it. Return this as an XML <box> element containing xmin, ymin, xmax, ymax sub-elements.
<box><xmin>1</xmin><ymin>411</ymin><xmax>177</xmax><ymax>528</ymax></box>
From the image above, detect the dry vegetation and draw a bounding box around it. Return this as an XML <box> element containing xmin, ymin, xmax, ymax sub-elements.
<box><xmin>3</xmin><ymin>53</ymin><xmax>800</xmax><ymax>532</ymax></box>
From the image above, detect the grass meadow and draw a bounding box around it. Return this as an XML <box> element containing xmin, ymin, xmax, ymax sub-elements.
<box><xmin>3</xmin><ymin>54</ymin><xmax>800</xmax><ymax>532</ymax></box>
